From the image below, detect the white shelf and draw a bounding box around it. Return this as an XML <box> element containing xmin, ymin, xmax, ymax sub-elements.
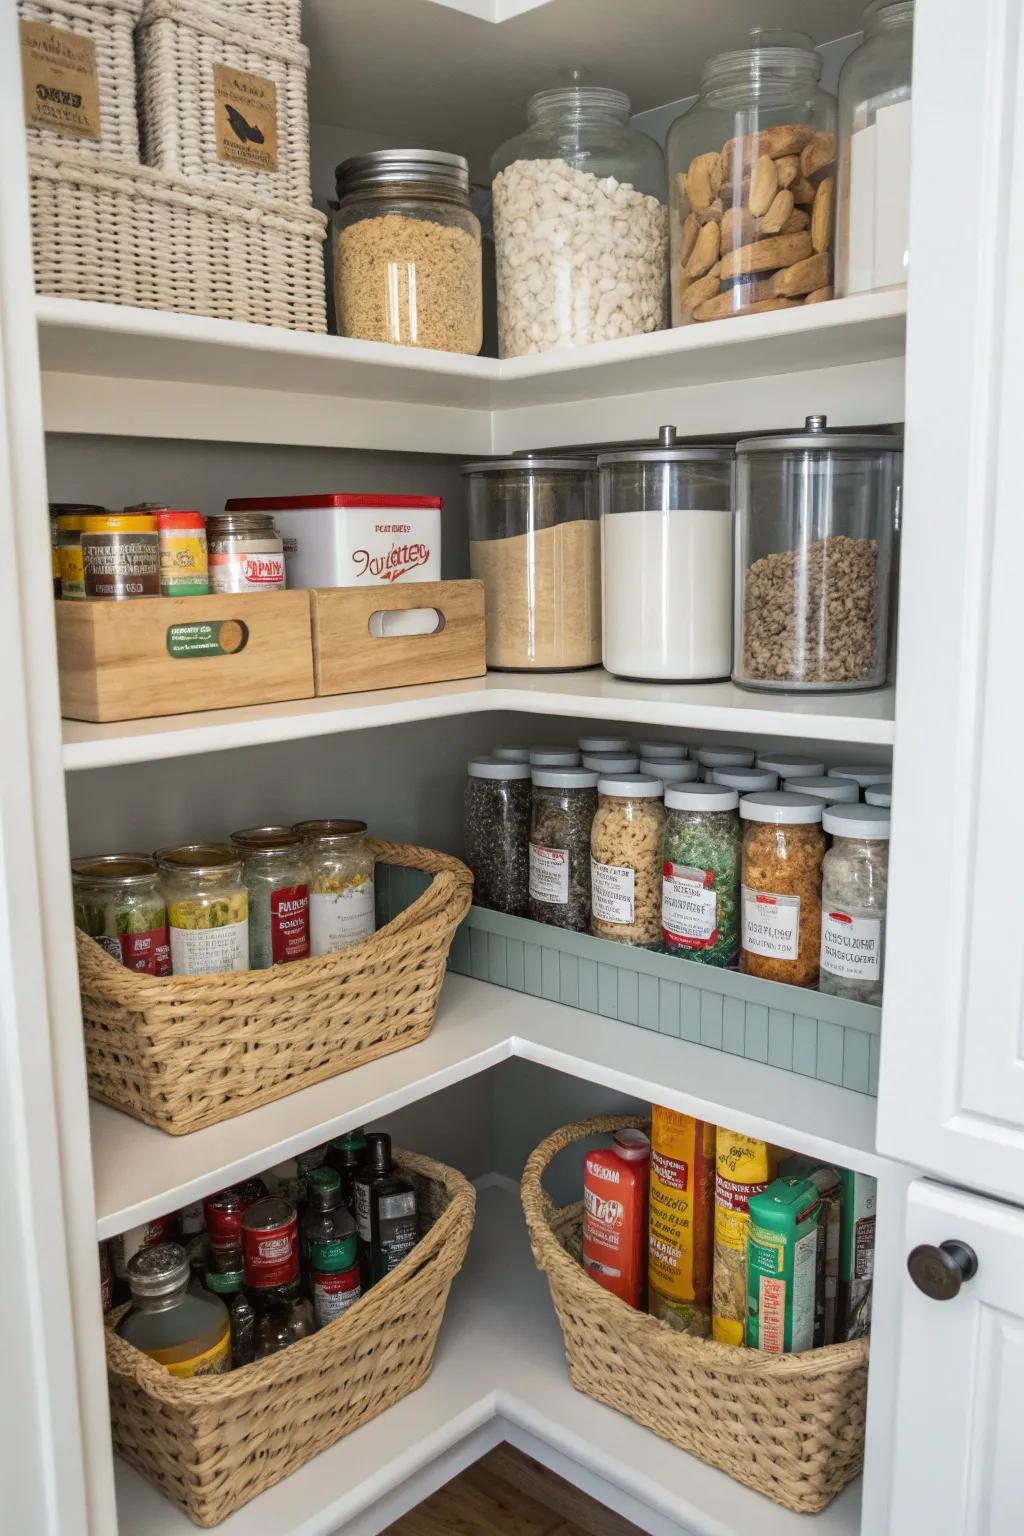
<box><xmin>94</xmin><ymin>973</ymin><xmax>890</xmax><ymax>1241</ymax></box>
<box><xmin>63</xmin><ymin>671</ymin><xmax>895</xmax><ymax>771</ymax></box>
<box><xmin>114</xmin><ymin>1183</ymin><xmax>863</xmax><ymax>1536</ymax></box>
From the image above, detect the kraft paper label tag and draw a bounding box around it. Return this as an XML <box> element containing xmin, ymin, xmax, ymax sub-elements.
<box><xmin>167</xmin><ymin>620</ymin><xmax>249</xmax><ymax>658</ymax></box>
<box><xmin>213</xmin><ymin>64</ymin><xmax>278</xmax><ymax>172</ymax></box>
<box><xmin>21</xmin><ymin>21</ymin><xmax>101</xmax><ymax>140</ymax></box>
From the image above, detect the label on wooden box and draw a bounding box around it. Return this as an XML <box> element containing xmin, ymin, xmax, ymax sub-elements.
<box><xmin>20</xmin><ymin>21</ymin><xmax>101</xmax><ymax>140</ymax></box>
<box><xmin>213</xmin><ymin>64</ymin><xmax>278</xmax><ymax>172</ymax></box>
<box><xmin>166</xmin><ymin>620</ymin><xmax>249</xmax><ymax>658</ymax></box>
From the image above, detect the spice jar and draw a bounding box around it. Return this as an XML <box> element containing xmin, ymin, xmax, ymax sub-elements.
<box><xmin>734</xmin><ymin>416</ymin><xmax>902</xmax><ymax>691</ymax></box>
<box><xmin>579</xmin><ymin>735</ymin><xmax>631</xmax><ymax>754</ymax></box>
<box><xmin>57</xmin><ymin>512</ymin><xmax>87</xmax><ymax>600</ymax></box>
<box><xmin>492</xmin><ymin>81</ymin><xmax>668</xmax><ymax>358</ymax></box>
<box><xmin>333</xmin><ymin>150</ymin><xmax>482</xmax><ymax>355</ymax></box>
<box><xmin>295</xmin><ymin>820</ymin><xmax>375</xmax><ymax>956</ymax></box>
<box><xmin>158</xmin><ymin>510</ymin><xmax>209</xmax><ymax>597</ymax></box>
<box><xmin>739</xmin><ymin>791</ymin><xmax>825</xmax><ymax>987</ymax></box>
<box><xmin>819</xmin><ymin>802</ymin><xmax>889</xmax><ymax>1003</ymax></box>
<box><xmin>598</xmin><ymin>430</ymin><xmax>734</xmax><ymax>680</ymax></box>
<box><xmin>582</xmin><ymin>751</ymin><xmax>640</xmax><ymax>774</ymax></box>
<box><xmin>661</xmin><ymin>782</ymin><xmax>742</xmax><ymax>966</ymax></box>
<box><xmin>693</xmin><ymin>745</ymin><xmax>755</xmax><ymax>780</ymax></box>
<box><xmin>463</xmin><ymin>758</ymin><xmax>531</xmax><ymax>917</ymax></box>
<box><xmin>71</xmin><ymin>854</ymin><xmax>170</xmax><ymax>976</ymax></box>
<box><xmin>640</xmin><ymin>757</ymin><xmax>699</xmax><ymax>785</ymax></box>
<box><xmin>81</xmin><ymin>512</ymin><xmax>160</xmax><ymax>599</ymax></box>
<box><xmin>755</xmin><ymin>752</ymin><xmax>825</xmax><ymax>779</ymax></box>
<box><xmin>864</xmin><ymin>780</ymin><xmax>892</xmax><ymax>807</ymax></box>
<box><xmin>230</xmin><ymin>826</ymin><xmax>310</xmax><ymax>970</ymax></box>
<box><xmin>493</xmin><ymin>745</ymin><xmax>532</xmax><ymax>763</ymax></box>
<box><xmin>208</xmin><ymin>513</ymin><xmax>285</xmax><ymax>594</ymax></box>
<box><xmin>464</xmin><ymin>458</ymin><xmax>600</xmax><ymax>671</ymax></box>
<box><xmin>529</xmin><ymin>746</ymin><xmax>582</xmax><ymax>767</ymax></box>
<box><xmin>709</xmin><ymin>766</ymin><xmax>778</xmax><ymax>793</ymax></box>
<box><xmin>635</xmin><ymin>740</ymin><xmax>689</xmax><ymax>761</ymax></box>
<box><xmin>156</xmin><ymin>845</ymin><xmax>250</xmax><ymax>976</ymax></box>
<box><xmin>668</xmin><ymin>31</ymin><xmax>837</xmax><ymax>325</ymax></box>
<box><xmin>590</xmin><ymin>773</ymin><xmax>666</xmax><ymax>948</ymax></box>
<box><xmin>529</xmin><ymin>766</ymin><xmax>599</xmax><ymax>931</ymax></box>
<box><xmin>782</xmin><ymin>774</ymin><xmax>859</xmax><ymax>806</ymax></box>
<box><xmin>828</xmin><ymin>763</ymin><xmax>892</xmax><ymax>790</ymax></box>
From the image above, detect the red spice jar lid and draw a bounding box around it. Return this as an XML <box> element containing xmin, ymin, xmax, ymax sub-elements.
<box><xmin>156</xmin><ymin>510</ymin><xmax>205</xmax><ymax>529</ymax></box>
<box><xmin>204</xmin><ymin>1189</ymin><xmax>244</xmax><ymax>1244</ymax></box>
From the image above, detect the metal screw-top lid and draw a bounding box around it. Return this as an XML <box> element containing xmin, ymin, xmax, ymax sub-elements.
<box><xmin>597</xmin><ymin>426</ymin><xmax>734</xmax><ymax>466</ymax></box>
<box><xmin>230</xmin><ymin>826</ymin><xmax>303</xmax><ymax>851</ymax></box>
<box><xmin>292</xmin><ymin>819</ymin><xmax>368</xmax><ymax>842</ymax></box>
<box><xmin>154</xmin><ymin>843</ymin><xmax>242</xmax><ymax>877</ymax></box>
<box><xmin>71</xmin><ymin>853</ymin><xmax>159</xmax><ymax>886</ymax></box>
<box><xmin>737</xmin><ymin>415</ymin><xmax>903</xmax><ymax>453</ymax></box>
<box><xmin>335</xmin><ymin>149</ymin><xmax>471</xmax><ymax>206</ymax></box>
<box><xmin>366</xmin><ymin>1131</ymin><xmax>393</xmax><ymax>1175</ymax></box>
<box><xmin>126</xmin><ymin>1242</ymin><xmax>189</xmax><ymax>1299</ymax></box>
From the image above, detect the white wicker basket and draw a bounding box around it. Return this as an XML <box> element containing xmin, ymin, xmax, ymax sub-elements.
<box><xmin>19</xmin><ymin>0</ymin><xmax>143</xmax><ymax>161</ymax></box>
<box><xmin>136</xmin><ymin>0</ymin><xmax>312</xmax><ymax>204</ymax></box>
<box><xmin>30</xmin><ymin>144</ymin><xmax>327</xmax><ymax>331</ymax></box>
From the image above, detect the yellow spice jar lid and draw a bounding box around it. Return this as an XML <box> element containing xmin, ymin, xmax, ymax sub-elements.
<box><xmin>81</xmin><ymin>513</ymin><xmax>158</xmax><ymax>534</ymax></box>
<box><xmin>56</xmin><ymin>514</ymin><xmax>85</xmax><ymax>532</ymax></box>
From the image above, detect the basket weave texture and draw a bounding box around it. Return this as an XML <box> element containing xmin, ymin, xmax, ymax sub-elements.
<box><xmin>80</xmin><ymin>840</ymin><xmax>472</xmax><ymax>1134</ymax></box>
<box><xmin>20</xmin><ymin>0</ymin><xmax>143</xmax><ymax>161</ymax></box>
<box><xmin>29</xmin><ymin>143</ymin><xmax>327</xmax><ymax>329</ymax></box>
<box><xmin>521</xmin><ymin>1114</ymin><xmax>869</xmax><ymax>1515</ymax></box>
<box><xmin>209</xmin><ymin>0</ymin><xmax>301</xmax><ymax>40</ymax></box>
<box><xmin>137</xmin><ymin>0</ymin><xmax>312</xmax><ymax>203</ymax></box>
<box><xmin>107</xmin><ymin>1148</ymin><xmax>476</xmax><ymax>1527</ymax></box>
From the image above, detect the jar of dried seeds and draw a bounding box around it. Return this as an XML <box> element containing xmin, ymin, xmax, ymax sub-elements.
<box><xmin>819</xmin><ymin>802</ymin><xmax>890</xmax><ymax>1003</ymax></box>
<box><xmin>464</xmin><ymin>758</ymin><xmax>531</xmax><ymax>916</ymax></box>
<box><xmin>661</xmin><ymin>783</ymin><xmax>742</xmax><ymax>966</ymax></box>
<box><xmin>294</xmin><ymin>820</ymin><xmax>375</xmax><ymax>956</ymax></box>
<box><xmin>529</xmin><ymin>766</ymin><xmax>599</xmax><ymax>932</ymax></box>
<box><xmin>739</xmin><ymin>791</ymin><xmax>824</xmax><ymax>987</ymax></box>
<box><xmin>590</xmin><ymin>774</ymin><xmax>666</xmax><ymax>948</ymax></box>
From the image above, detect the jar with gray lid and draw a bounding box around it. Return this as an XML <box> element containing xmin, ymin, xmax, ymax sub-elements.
<box><xmin>819</xmin><ymin>802</ymin><xmax>890</xmax><ymax>1003</ymax></box>
<box><xmin>333</xmin><ymin>150</ymin><xmax>482</xmax><ymax>355</ymax></box>
<box><xmin>864</xmin><ymin>780</ymin><xmax>892</xmax><ymax>807</ymax></box>
<box><xmin>640</xmin><ymin>757</ymin><xmax>699</xmax><ymax>785</ymax></box>
<box><xmin>464</xmin><ymin>758</ymin><xmax>531</xmax><ymax>917</ymax></box>
<box><xmin>529</xmin><ymin>766</ymin><xmax>599</xmax><ymax>931</ymax></box>
<box><xmin>208</xmin><ymin>513</ymin><xmax>285</xmax><ymax>594</ymax></box>
<box><xmin>591</xmin><ymin>773</ymin><xmax>666</xmax><ymax>948</ymax></box>
<box><xmin>782</xmin><ymin>774</ymin><xmax>859</xmax><ymax>805</ymax></box>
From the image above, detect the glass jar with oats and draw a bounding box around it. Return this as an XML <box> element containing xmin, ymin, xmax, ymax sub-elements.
<box><xmin>294</xmin><ymin>820</ymin><xmax>375</xmax><ymax>957</ymax></box>
<box><xmin>739</xmin><ymin>791</ymin><xmax>824</xmax><ymax>987</ymax></box>
<box><xmin>590</xmin><ymin>773</ymin><xmax>666</xmax><ymax>948</ymax></box>
<box><xmin>463</xmin><ymin>457</ymin><xmax>600</xmax><ymax>671</ymax></box>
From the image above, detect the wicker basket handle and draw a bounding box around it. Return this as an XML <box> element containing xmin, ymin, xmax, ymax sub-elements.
<box><xmin>521</xmin><ymin>1113</ymin><xmax>649</xmax><ymax>1274</ymax></box>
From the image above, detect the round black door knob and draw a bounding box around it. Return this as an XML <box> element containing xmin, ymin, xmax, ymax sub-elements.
<box><xmin>907</xmin><ymin>1240</ymin><xmax>979</xmax><ymax>1300</ymax></box>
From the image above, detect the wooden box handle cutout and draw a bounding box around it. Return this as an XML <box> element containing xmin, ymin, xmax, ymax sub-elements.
<box><xmin>368</xmin><ymin>607</ymin><xmax>444</xmax><ymax>639</ymax></box>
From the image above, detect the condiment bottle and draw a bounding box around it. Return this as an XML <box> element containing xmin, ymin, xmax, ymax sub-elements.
<box><xmin>116</xmin><ymin>1242</ymin><xmax>230</xmax><ymax>1378</ymax></box>
<box><xmin>301</xmin><ymin>1166</ymin><xmax>344</xmax><ymax>1283</ymax></box>
<box><xmin>582</xmin><ymin>1127</ymin><xmax>651</xmax><ymax>1310</ymax></box>
<box><xmin>204</xmin><ymin>1189</ymin><xmax>245</xmax><ymax>1276</ymax></box>
<box><xmin>309</xmin><ymin>1207</ymin><xmax>361</xmax><ymax>1330</ymax></box>
<box><xmin>326</xmin><ymin>1129</ymin><xmax>368</xmax><ymax>1217</ymax></box>
<box><xmin>204</xmin><ymin>1267</ymin><xmax>255</xmax><ymax>1369</ymax></box>
<box><xmin>230</xmin><ymin>825</ymin><xmax>311</xmax><ymax>969</ymax></box>
<box><xmin>819</xmin><ymin>802</ymin><xmax>890</xmax><ymax>1004</ymax></box>
<box><xmin>353</xmin><ymin>1132</ymin><xmax>418</xmax><ymax>1290</ymax></box>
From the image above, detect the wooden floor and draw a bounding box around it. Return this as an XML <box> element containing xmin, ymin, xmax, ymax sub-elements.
<box><xmin>383</xmin><ymin>1445</ymin><xmax>645</xmax><ymax>1536</ymax></box>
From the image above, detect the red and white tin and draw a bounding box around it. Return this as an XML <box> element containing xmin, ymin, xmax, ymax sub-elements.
<box><xmin>223</xmin><ymin>494</ymin><xmax>442</xmax><ymax>591</ymax></box>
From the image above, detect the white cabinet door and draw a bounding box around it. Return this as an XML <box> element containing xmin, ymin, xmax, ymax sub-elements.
<box><xmin>888</xmin><ymin>1179</ymin><xmax>1024</xmax><ymax>1535</ymax></box>
<box><xmin>877</xmin><ymin>0</ymin><xmax>1024</xmax><ymax>1200</ymax></box>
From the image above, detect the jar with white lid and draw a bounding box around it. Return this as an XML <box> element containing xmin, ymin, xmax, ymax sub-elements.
<box><xmin>530</xmin><ymin>746</ymin><xmax>581</xmax><ymax>767</ymax></box>
<box><xmin>634</xmin><ymin>740</ymin><xmax>689</xmax><ymax>761</ymax></box>
<box><xmin>590</xmin><ymin>774</ymin><xmax>666</xmax><ymax>948</ymax></box>
<box><xmin>709</xmin><ymin>766</ymin><xmax>778</xmax><ymax>793</ymax></box>
<box><xmin>820</xmin><ymin>802</ymin><xmax>890</xmax><ymax>1003</ymax></box>
<box><xmin>661</xmin><ymin>782</ymin><xmax>741</xmax><ymax>966</ymax></box>
<box><xmin>492</xmin><ymin>745</ymin><xmax>531</xmax><ymax>763</ymax></box>
<box><xmin>828</xmin><ymin>764</ymin><xmax>892</xmax><ymax>789</ymax></box>
<box><xmin>755</xmin><ymin>752</ymin><xmax>825</xmax><ymax>779</ymax></box>
<box><xmin>864</xmin><ymin>780</ymin><xmax>892</xmax><ymax>807</ymax></box>
<box><xmin>582</xmin><ymin>751</ymin><xmax>640</xmax><ymax>774</ymax></box>
<box><xmin>579</xmin><ymin>734</ymin><xmax>631</xmax><ymax>754</ymax></box>
<box><xmin>739</xmin><ymin>791</ymin><xmax>824</xmax><ymax>987</ymax></box>
<box><xmin>529</xmin><ymin>766</ymin><xmax>599</xmax><ymax>931</ymax></box>
<box><xmin>640</xmin><ymin>758</ymin><xmax>699</xmax><ymax>785</ymax></box>
<box><xmin>598</xmin><ymin>429</ymin><xmax>734</xmax><ymax>681</ymax></box>
<box><xmin>294</xmin><ymin>820</ymin><xmax>375</xmax><ymax>956</ymax></box>
<box><xmin>208</xmin><ymin>513</ymin><xmax>285</xmax><ymax>594</ymax></box>
<box><xmin>735</xmin><ymin>415</ymin><xmax>902</xmax><ymax>691</ymax></box>
<box><xmin>694</xmin><ymin>744</ymin><xmax>755</xmax><ymax>780</ymax></box>
<box><xmin>464</xmin><ymin>758</ymin><xmax>531</xmax><ymax>917</ymax></box>
<box><xmin>782</xmin><ymin>774</ymin><xmax>859</xmax><ymax>805</ymax></box>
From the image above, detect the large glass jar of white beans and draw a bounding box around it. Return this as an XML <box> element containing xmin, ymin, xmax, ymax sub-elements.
<box><xmin>294</xmin><ymin>820</ymin><xmax>375</xmax><ymax>956</ymax></box>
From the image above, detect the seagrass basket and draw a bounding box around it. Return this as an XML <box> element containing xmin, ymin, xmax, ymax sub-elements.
<box><xmin>107</xmin><ymin>1148</ymin><xmax>476</xmax><ymax>1526</ymax></box>
<box><xmin>19</xmin><ymin>0</ymin><xmax>143</xmax><ymax>161</ymax></box>
<box><xmin>29</xmin><ymin>143</ymin><xmax>327</xmax><ymax>329</ymax></box>
<box><xmin>521</xmin><ymin>1114</ymin><xmax>869</xmax><ymax>1515</ymax></box>
<box><xmin>79</xmin><ymin>840</ymin><xmax>472</xmax><ymax>1134</ymax></box>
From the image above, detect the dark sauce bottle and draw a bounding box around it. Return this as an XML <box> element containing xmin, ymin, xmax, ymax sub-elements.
<box><xmin>353</xmin><ymin>1132</ymin><xmax>418</xmax><ymax>1290</ymax></box>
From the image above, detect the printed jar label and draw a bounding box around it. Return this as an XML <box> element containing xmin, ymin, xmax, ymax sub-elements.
<box><xmin>213</xmin><ymin>64</ymin><xmax>279</xmax><ymax>172</ymax></box>
<box><xmin>662</xmin><ymin>863</ymin><xmax>717</xmax><ymax>948</ymax></box>
<box><xmin>210</xmin><ymin>549</ymin><xmax>285</xmax><ymax>593</ymax></box>
<box><xmin>591</xmin><ymin>858</ymin><xmax>634</xmax><ymax>925</ymax></box>
<box><xmin>313</xmin><ymin>1266</ymin><xmax>361</xmax><ymax>1328</ymax></box>
<box><xmin>97</xmin><ymin>925</ymin><xmax>171</xmax><ymax>976</ymax></box>
<box><xmin>20</xmin><ymin>21</ymin><xmax>101</xmax><ymax>140</ymax></box>
<box><xmin>170</xmin><ymin>918</ymin><xmax>249</xmax><ymax>975</ymax></box>
<box><xmin>243</xmin><ymin>1218</ymin><xmax>298</xmax><ymax>1289</ymax></box>
<box><xmin>529</xmin><ymin>844</ymin><xmax>569</xmax><ymax>905</ymax></box>
<box><xmin>271</xmin><ymin>883</ymin><xmax>310</xmax><ymax>963</ymax></box>
<box><xmin>310</xmin><ymin>883</ymin><xmax>375</xmax><ymax>955</ymax></box>
<box><xmin>741</xmin><ymin>887</ymin><xmax>800</xmax><ymax>960</ymax></box>
<box><xmin>820</xmin><ymin>909</ymin><xmax>883</xmax><ymax>980</ymax></box>
<box><xmin>82</xmin><ymin>534</ymin><xmax>160</xmax><ymax>599</ymax></box>
<box><xmin>154</xmin><ymin>1329</ymin><xmax>231</xmax><ymax>1379</ymax></box>
<box><xmin>167</xmin><ymin>620</ymin><xmax>249</xmax><ymax>658</ymax></box>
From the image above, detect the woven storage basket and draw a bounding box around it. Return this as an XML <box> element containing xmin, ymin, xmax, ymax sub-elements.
<box><xmin>522</xmin><ymin>1115</ymin><xmax>869</xmax><ymax>1515</ymax></box>
<box><xmin>19</xmin><ymin>0</ymin><xmax>142</xmax><ymax>160</ymax></box>
<box><xmin>214</xmin><ymin>0</ymin><xmax>301</xmax><ymax>42</ymax></box>
<box><xmin>137</xmin><ymin>0</ymin><xmax>311</xmax><ymax>203</ymax></box>
<box><xmin>29</xmin><ymin>143</ymin><xmax>326</xmax><ymax>330</ymax></box>
<box><xmin>79</xmin><ymin>840</ymin><xmax>472</xmax><ymax>1134</ymax></box>
<box><xmin>108</xmin><ymin>1147</ymin><xmax>476</xmax><ymax>1526</ymax></box>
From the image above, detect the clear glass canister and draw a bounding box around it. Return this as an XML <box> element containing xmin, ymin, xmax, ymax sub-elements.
<box><xmin>156</xmin><ymin>845</ymin><xmax>250</xmax><ymax>976</ymax></box>
<box><xmin>71</xmin><ymin>853</ymin><xmax>170</xmax><ymax>976</ymax></box>
<box><xmin>208</xmin><ymin>513</ymin><xmax>285</xmax><ymax>594</ymax></box>
<box><xmin>590</xmin><ymin>773</ymin><xmax>666</xmax><ymax>948</ymax></box>
<box><xmin>333</xmin><ymin>150</ymin><xmax>482</xmax><ymax>355</ymax></box>
<box><xmin>229</xmin><ymin>826</ymin><xmax>310</xmax><ymax>970</ymax></box>
<box><xmin>819</xmin><ymin>803</ymin><xmax>890</xmax><ymax>1003</ymax></box>
<box><xmin>463</xmin><ymin>757</ymin><xmax>532</xmax><ymax>917</ymax></box>
<box><xmin>294</xmin><ymin>819</ymin><xmax>375</xmax><ymax>956</ymax></box>
<box><xmin>836</xmin><ymin>1</ymin><xmax>914</xmax><ymax>296</ymax></box>
<box><xmin>491</xmin><ymin>82</ymin><xmax>667</xmax><ymax>358</ymax></box>
<box><xmin>529</xmin><ymin>766</ymin><xmax>599</xmax><ymax>931</ymax></box>
<box><xmin>739</xmin><ymin>791</ymin><xmax>824</xmax><ymax>987</ymax></box>
<box><xmin>667</xmin><ymin>30</ymin><xmax>837</xmax><ymax>325</ymax></box>
<box><xmin>598</xmin><ymin>427</ymin><xmax>734</xmax><ymax>680</ymax></box>
<box><xmin>660</xmin><ymin>782</ymin><xmax>742</xmax><ymax>966</ymax></box>
<box><xmin>463</xmin><ymin>458</ymin><xmax>600</xmax><ymax>671</ymax></box>
<box><xmin>734</xmin><ymin>415</ymin><xmax>902</xmax><ymax>691</ymax></box>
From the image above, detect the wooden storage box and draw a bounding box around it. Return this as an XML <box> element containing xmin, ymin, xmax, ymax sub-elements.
<box><xmin>311</xmin><ymin>579</ymin><xmax>487</xmax><ymax>697</ymax></box>
<box><xmin>56</xmin><ymin>591</ymin><xmax>314</xmax><ymax>722</ymax></box>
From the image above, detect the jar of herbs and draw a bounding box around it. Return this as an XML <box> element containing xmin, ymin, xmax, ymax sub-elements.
<box><xmin>819</xmin><ymin>802</ymin><xmax>890</xmax><ymax>1003</ymax></box>
<box><xmin>295</xmin><ymin>820</ymin><xmax>375</xmax><ymax>956</ymax></box>
<box><xmin>529</xmin><ymin>766</ymin><xmax>599</xmax><ymax>931</ymax></box>
<box><xmin>591</xmin><ymin>773</ymin><xmax>666</xmax><ymax>948</ymax></box>
<box><xmin>229</xmin><ymin>826</ymin><xmax>310</xmax><ymax>969</ymax></box>
<box><xmin>156</xmin><ymin>845</ymin><xmax>250</xmax><ymax>976</ymax></box>
<box><xmin>464</xmin><ymin>758</ymin><xmax>531</xmax><ymax>916</ymax></box>
<box><xmin>661</xmin><ymin>783</ymin><xmax>742</xmax><ymax>967</ymax></box>
<box><xmin>739</xmin><ymin>791</ymin><xmax>824</xmax><ymax>987</ymax></box>
<box><xmin>71</xmin><ymin>854</ymin><xmax>171</xmax><ymax>975</ymax></box>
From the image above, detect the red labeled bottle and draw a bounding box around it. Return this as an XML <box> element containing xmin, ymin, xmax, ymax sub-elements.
<box><xmin>582</xmin><ymin>1127</ymin><xmax>651</xmax><ymax>1309</ymax></box>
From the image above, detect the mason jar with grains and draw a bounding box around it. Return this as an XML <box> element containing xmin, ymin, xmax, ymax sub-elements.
<box><xmin>590</xmin><ymin>773</ymin><xmax>666</xmax><ymax>948</ymax></box>
<box><xmin>668</xmin><ymin>30</ymin><xmax>837</xmax><ymax>324</ymax></box>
